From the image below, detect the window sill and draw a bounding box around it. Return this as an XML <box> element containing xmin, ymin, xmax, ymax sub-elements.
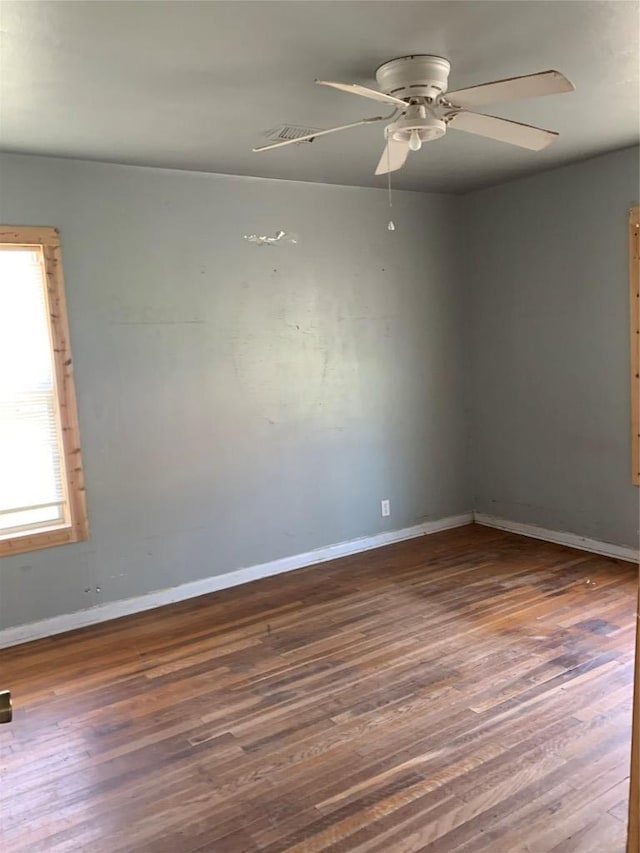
<box><xmin>0</xmin><ymin>524</ymin><xmax>88</xmax><ymax>557</ymax></box>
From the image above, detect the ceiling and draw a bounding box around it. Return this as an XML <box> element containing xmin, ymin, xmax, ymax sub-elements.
<box><xmin>0</xmin><ymin>1</ymin><xmax>638</xmax><ymax>193</ymax></box>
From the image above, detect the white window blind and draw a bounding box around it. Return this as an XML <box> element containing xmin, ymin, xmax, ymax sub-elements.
<box><xmin>0</xmin><ymin>247</ymin><xmax>68</xmax><ymax>537</ymax></box>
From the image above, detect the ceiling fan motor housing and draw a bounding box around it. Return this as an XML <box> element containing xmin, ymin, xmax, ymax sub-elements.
<box><xmin>376</xmin><ymin>55</ymin><xmax>451</xmax><ymax>101</ymax></box>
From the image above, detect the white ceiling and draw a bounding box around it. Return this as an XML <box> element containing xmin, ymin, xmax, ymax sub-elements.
<box><xmin>0</xmin><ymin>1</ymin><xmax>638</xmax><ymax>193</ymax></box>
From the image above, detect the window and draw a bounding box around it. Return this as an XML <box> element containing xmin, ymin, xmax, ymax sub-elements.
<box><xmin>631</xmin><ymin>207</ymin><xmax>640</xmax><ymax>486</ymax></box>
<box><xmin>0</xmin><ymin>226</ymin><xmax>88</xmax><ymax>555</ymax></box>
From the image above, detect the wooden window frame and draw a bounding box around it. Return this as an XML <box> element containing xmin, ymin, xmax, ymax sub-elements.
<box><xmin>631</xmin><ymin>206</ymin><xmax>640</xmax><ymax>486</ymax></box>
<box><xmin>0</xmin><ymin>226</ymin><xmax>88</xmax><ymax>557</ymax></box>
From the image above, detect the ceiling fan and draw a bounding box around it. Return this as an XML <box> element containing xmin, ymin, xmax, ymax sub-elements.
<box><xmin>253</xmin><ymin>55</ymin><xmax>574</xmax><ymax>174</ymax></box>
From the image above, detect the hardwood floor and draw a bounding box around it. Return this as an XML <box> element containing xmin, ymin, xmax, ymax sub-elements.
<box><xmin>0</xmin><ymin>524</ymin><xmax>636</xmax><ymax>852</ymax></box>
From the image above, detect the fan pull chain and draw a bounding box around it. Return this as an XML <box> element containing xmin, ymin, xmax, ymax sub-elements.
<box><xmin>387</xmin><ymin>135</ymin><xmax>395</xmax><ymax>231</ymax></box>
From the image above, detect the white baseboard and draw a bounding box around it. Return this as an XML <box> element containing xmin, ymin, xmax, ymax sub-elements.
<box><xmin>0</xmin><ymin>512</ymin><xmax>473</xmax><ymax>649</ymax></box>
<box><xmin>474</xmin><ymin>512</ymin><xmax>639</xmax><ymax>564</ymax></box>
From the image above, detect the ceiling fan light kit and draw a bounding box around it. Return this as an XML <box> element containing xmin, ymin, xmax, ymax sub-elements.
<box><xmin>387</xmin><ymin>105</ymin><xmax>446</xmax><ymax>149</ymax></box>
<box><xmin>253</xmin><ymin>54</ymin><xmax>575</xmax><ymax>175</ymax></box>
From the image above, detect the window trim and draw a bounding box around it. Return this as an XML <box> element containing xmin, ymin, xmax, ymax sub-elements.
<box><xmin>0</xmin><ymin>225</ymin><xmax>89</xmax><ymax>556</ymax></box>
<box><xmin>631</xmin><ymin>207</ymin><xmax>640</xmax><ymax>486</ymax></box>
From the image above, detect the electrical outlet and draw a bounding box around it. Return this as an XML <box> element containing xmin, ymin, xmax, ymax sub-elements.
<box><xmin>381</xmin><ymin>499</ymin><xmax>391</xmax><ymax>517</ymax></box>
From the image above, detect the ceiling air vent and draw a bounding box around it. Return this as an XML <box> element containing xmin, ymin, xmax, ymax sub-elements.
<box><xmin>264</xmin><ymin>125</ymin><xmax>320</xmax><ymax>144</ymax></box>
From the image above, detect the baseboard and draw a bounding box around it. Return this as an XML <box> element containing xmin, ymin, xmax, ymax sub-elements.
<box><xmin>474</xmin><ymin>512</ymin><xmax>639</xmax><ymax>564</ymax></box>
<box><xmin>0</xmin><ymin>512</ymin><xmax>473</xmax><ymax>649</ymax></box>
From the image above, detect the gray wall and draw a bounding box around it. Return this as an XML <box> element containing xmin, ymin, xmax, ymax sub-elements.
<box><xmin>2</xmin><ymin>146</ymin><xmax>637</xmax><ymax>633</ymax></box>
<box><xmin>467</xmin><ymin>146</ymin><xmax>640</xmax><ymax>547</ymax></box>
<box><xmin>0</xmin><ymin>153</ymin><xmax>470</xmax><ymax>630</ymax></box>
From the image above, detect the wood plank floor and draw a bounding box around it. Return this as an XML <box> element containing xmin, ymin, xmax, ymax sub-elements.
<box><xmin>0</xmin><ymin>524</ymin><xmax>637</xmax><ymax>852</ymax></box>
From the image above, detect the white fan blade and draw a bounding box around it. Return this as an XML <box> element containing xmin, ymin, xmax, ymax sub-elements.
<box><xmin>316</xmin><ymin>80</ymin><xmax>408</xmax><ymax>109</ymax></box>
<box><xmin>447</xmin><ymin>110</ymin><xmax>558</xmax><ymax>150</ymax></box>
<box><xmin>253</xmin><ymin>115</ymin><xmax>386</xmax><ymax>152</ymax></box>
<box><xmin>374</xmin><ymin>138</ymin><xmax>410</xmax><ymax>175</ymax></box>
<box><xmin>446</xmin><ymin>70</ymin><xmax>574</xmax><ymax>109</ymax></box>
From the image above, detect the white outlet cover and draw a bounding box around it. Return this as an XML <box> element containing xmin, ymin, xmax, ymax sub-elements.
<box><xmin>381</xmin><ymin>499</ymin><xmax>391</xmax><ymax>517</ymax></box>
